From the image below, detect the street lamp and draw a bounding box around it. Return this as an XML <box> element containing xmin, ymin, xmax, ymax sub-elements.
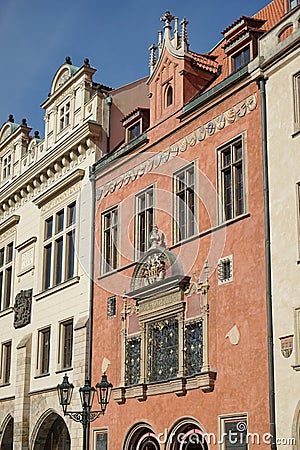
<box><xmin>57</xmin><ymin>373</ymin><xmax>112</xmax><ymax>450</ymax></box>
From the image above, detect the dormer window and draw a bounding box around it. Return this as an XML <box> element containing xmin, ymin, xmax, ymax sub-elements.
<box><xmin>232</xmin><ymin>46</ymin><xmax>250</xmax><ymax>72</ymax></box>
<box><xmin>59</xmin><ymin>101</ymin><xmax>70</xmax><ymax>132</ymax></box>
<box><xmin>166</xmin><ymin>85</ymin><xmax>173</xmax><ymax>107</ymax></box>
<box><xmin>128</xmin><ymin>122</ymin><xmax>141</xmax><ymax>142</ymax></box>
<box><xmin>122</xmin><ymin>108</ymin><xmax>150</xmax><ymax>145</ymax></box>
<box><xmin>2</xmin><ymin>153</ymin><xmax>12</xmax><ymax>180</ymax></box>
<box><xmin>290</xmin><ymin>0</ymin><xmax>300</xmax><ymax>9</ymax></box>
<box><xmin>222</xmin><ymin>17</ymin><xmax>265</xmax><ymax>74</ymax></box>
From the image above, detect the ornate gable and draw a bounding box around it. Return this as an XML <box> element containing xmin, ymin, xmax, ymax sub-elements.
<box><xmin>147</xmin><ymin>12</ymin><xmax>219</xmax><ymax>127</ymax></box>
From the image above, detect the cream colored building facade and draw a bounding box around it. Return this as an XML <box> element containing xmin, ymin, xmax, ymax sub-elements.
<box><xmin>0</xmin><ymin>57</ymin><xmax>110</xmax><ymax>450</ymax></box>
<box><xmin>255</xmin><ymin>5</ymin><xmax>300</xmax><ymax>449</ymax></box>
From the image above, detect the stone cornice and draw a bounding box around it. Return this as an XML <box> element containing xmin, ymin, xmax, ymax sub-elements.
<box><xmin>0</xmin><ymin>215</ymin><xmax>20</xmax><ymax>234</ymax></box>
<box><xmin>0</xmin><ymin>121</ymin><xmax>100</xmax><ymax>223</ymax></box>
<box><xmin>0</xmin><ymin>120</ymin><xmax>99</xmax><ymax>203</ymax></box>
<box><xmin>33</xmin><ymin>169</ymin><xmax>85</xmax><ymax>208</ymax></box>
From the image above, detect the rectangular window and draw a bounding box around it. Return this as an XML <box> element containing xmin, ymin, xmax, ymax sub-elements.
<box><xmin>219</xmin><ymin>137</ymin><xmax>245</xmax><ymax>222</ymax></box>
<box><xmin>128</xmin><ymin>122</ymin><xmax>141</xmax><ymax>141</ymax></box>
<box><xmin>218</xmin><ymin>255</ymin><xmax>233</xmax><ymax>284</ymax></box>
<box><xmin>59</xmin><ymin>102</ymin><xmax>70</xmax><ymax>131</ymax></box>
<box><xmin>232</xmin><ymin>46</ymin><xmax>250</xmax><ymax>72</ymax></box>
<box><xmin>124</xmin><ymin>315</ymin><xmax>204</xmax><ymax>387</ymax></box>
<box><xmin>294</xmin><ymin>72</ymin><xmax>300</xmax><ymax>131</ymax></box>
<box><xmin>294</xmin><ymin>307</ymin><xmax>300</xmax><ymax>368</ymax></box>
<box><xmin>42</xmin><ymin>201</ymin><xmax>76</xmax><ymax>290</ymax></box>
<box><xmin>147</xmin><ymin>318</ymin><xmax>179</xmax><ymax>382</ymax></box>
<box><xmin>59</xmin><ymin>319</ymin><xmax>73</xmax><ymax>370</ymax></box>
<box><xmin>2</xmin><ymin>153</ymin><xmax>12</xmax><ymax>180</ymax></box>
<box><xmin>219</xmin><ymin>415</ymin><xmax>248</xmax><ymax>450</ymax></box>
<box><xmin>1</xmin><ymin>341</ymin><xmax>12</xmax><ymax>385</ymax></box>
<box><xmin>0</xmin><ymin>242</ymin><xmax>14</xmax><ymax>310</ymax></box>
<box><xmin>38</xmin><ymin>327</ymin><xmax>51</xmax><ymax>375</ymax></box>
<box><xmin>174</xmin><ymin>164</ymin><xmax>196</xmax><ymax>242</ymax></box>
<box><xmin>135</xmin><ymin>187</ymin><xmax>154</xmax><ymax>257</ymax></box>
<box><xmin>94</xmin><ymin>430</ymin><xmax>108</xmax><ymax>450</ymax></box>
<box><xmin>290</xmin><ymin>0</ymin><xmax>300</xmax><ymax>9</ymax></box>
<box><xmin>107</xmin><ymin>296</ymin><xmax>117</xmax><ymax>318</ymax></box>
<box><xmin>102</xmin><ymin>206</ymin><xmax>118</xmax><ymax>274</ymax></box>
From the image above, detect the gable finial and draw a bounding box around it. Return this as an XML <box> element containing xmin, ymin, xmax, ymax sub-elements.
<box><xmin>181</xmin><ymin>17</ymin><xmax>189</xmax><ymax>51</ymax></box>
<box><xmin>149</xmin><ymin>44</ymin><xmax>157</xmax><ymax>73</ymax></box>
<box><xmin>174</xmin><ymin>17</ymin><xmax>180</xmax><ymax>48</ymax></box>
<box><xmin>8</xmin><ymin>114</ymin><xmax>14</xmax><ymax>123</ymax></box>
<box><xmin>160</xmin><ymin>11</ymin><xmax>174</xmax><ymax>28</ymax></box>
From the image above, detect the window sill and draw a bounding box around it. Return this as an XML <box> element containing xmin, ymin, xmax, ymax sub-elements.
<box><xmin>292</xmin><ymin>129</ymin><xmax>300</xmax><ymax>138</ymax></box>
<box><xmin>292</xmin><ymin>364</ymin><xmax>300</xmax><ymax>371</ymax></box>
<box><xmin>34</xmin><ymin>276</ymin><xmax>80</xmax><ymax>301</ymax></box>
<box><xmin>112</xmin><ymin>370</ymin><xmax>217</xmax><ymax>404</ymax></box>
<box><xmin>34</xmin><ymin>372</ymin><xmax>50</xmax><ymax>379</ymax></box>
<box><xmin>0</xmin><ymin>382</ymin><xmax>10</xmax><ymax>388</ymax></box>
<box><xmin>55</xmin><ymin>367</ymin><xmax>73</xmax><ymax>375</ymax></box>
<box><xmin>0</xmin><ymin>307</ymin><xmax>13</xmax><ymax>318</ymax></box>
<box><xmin>171</xmin><ymin>213</ymin><xmax>250</xmax><ymax>250</ymax></box>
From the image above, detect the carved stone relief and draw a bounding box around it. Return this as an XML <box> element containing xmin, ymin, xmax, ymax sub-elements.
<box><xmin>13</xmin><ymin>289</ymin><xmax>33</xmax><ymax>329</ymax></box>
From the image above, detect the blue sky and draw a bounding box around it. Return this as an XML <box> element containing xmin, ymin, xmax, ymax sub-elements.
<box><xmin>0</xmin><ymin>0</ymin><xmax>270</xmax><ymax>136</ymax></box>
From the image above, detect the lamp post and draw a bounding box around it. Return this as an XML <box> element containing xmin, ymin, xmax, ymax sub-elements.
<box><xmin>57</xmin><ymin>373</ymin><xmax>112</xmax><ymax>450</ymax></box>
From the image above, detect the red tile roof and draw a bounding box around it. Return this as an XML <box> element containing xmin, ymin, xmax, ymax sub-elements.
<box><xmin>189</xmin><ymin>51</ymin><xmax>220</xmax><ymax>74</ymax></box>
<box><xmin>204</xmin><ymin>0</ymin><xmax>285</xmax><ymax>90</ymax></box>
<box><xmin>253</xmin><ymin>0</ymin><xmax>285</xmax><ymax>30</ymax></box>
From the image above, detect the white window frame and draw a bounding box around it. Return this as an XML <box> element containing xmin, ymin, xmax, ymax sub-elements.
<box><xmin>2</xmin><ymin>152</ymin><xmax>12</xmax><ymax>181</ymax></box>
<box><xmin>218</xmin><ymin>255</ymin><xmax>233</xmax><ymax>285</ymax></box>
<box><xmin>101</xmin><ymin>206</ymin><xmax>119</xmax><ymax>274</ymax></box>
<box><xmin>218</xmin><ymin>413</ymin><xmax>248</xmax><ymax>450</ymax></box>
<box><xmin>217</xmin><ymin>135</ymin><xmax>247</xmax><ymax>224</ymax></box>
<box><xmin>173</xmin><ymin>162</ymin><xmax>197</xmax><ymax>243</ymax></box>
<box><xmin>93</xmin><ymin>428</ymin><xmax>108</xmax><ymax>450</ymax></box>
<box><xmin>135</xmin><ymin>185</ymin><xmax>154</xmax><ymax>259</ymax></box>
<box><xmin>37</xmin><ymin>327</ymin><xmax>51</xmax><ymax>376</ymax></box>
<box><xmin>0</xmin><ymin>241</ymin><xmax>14</xmax><ymax>311</ymax></box>
<box><xmin>42</xmin><ymin>201</ymin><xmax>77</xmax><ymax>290</ymax></box>
<box><xmin>293</xmin><ymin>72</ymin><xmax>300</xmax><ymax>131</ymax></box>
<box><xmin>58</xmin><ymin>100</ymin><xmax>71</xmax><ymax>132</ymax></box>
<box><xmin>0</xmin><ymin>340</ymin><xmax>12</xmax><ymax>385</ymax></box>
<box><xmin>58</xmin><ymin>318</ymin><xmax>73</xmax><ymax>371</ymax></box>
<box><xmin>294</xmin><ymin>307</ymin><xmax>300</xmax><ymax>368</ymax></box>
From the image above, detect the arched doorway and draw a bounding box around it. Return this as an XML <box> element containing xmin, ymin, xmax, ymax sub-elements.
<box><xmin>1</xmin><ymin>416</ymin><xmax>13</xmax><ymax>450</ymax></box>
<box><xmin>33</xmin><ymin>413</ymin><xmax>70</xmax><ymax>450</ymax></box>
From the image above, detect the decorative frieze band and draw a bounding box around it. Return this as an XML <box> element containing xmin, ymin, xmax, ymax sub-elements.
<box><xmin>96</xmin><ymin>93</ymin><xmax>257</xmax><ymax>200</ymax></box>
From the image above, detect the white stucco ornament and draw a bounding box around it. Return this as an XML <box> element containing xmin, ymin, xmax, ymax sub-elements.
<box><xmin>226</xmin><ymin>324</ymin><xmax>240</xmax><ymax>345</ymax></box>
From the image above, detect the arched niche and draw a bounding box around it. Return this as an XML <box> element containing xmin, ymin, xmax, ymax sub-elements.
<box><xmin>50</xmin><ymin>62</ymin><xmax>80</xmax><ymax>95</ymax></box>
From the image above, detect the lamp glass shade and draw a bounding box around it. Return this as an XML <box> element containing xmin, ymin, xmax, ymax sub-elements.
<box><xmin>96</xmin><ymin>373</ymin><xmax>113</xmax><ymax>413</ymax></box>
<box><xmin>57</xmin><ymin>374</ymin><xmax>74</xmax><ymax>414</ymax></box>
<box><xmin>79</xmin><ymin>379</ymin><xmax>96</xmax><ymax>409</ymax></box>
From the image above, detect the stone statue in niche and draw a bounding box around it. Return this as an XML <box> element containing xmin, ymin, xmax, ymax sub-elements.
<box><xmin>13</xmin><ymin>289</ymin><xmax>33</xmax><ymax>329</ymax></box>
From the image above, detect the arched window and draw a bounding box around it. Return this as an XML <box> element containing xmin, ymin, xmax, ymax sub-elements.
<box><xmin>166</xmin><ymin>85</ymin><xmax>173</xmax><ymax>107</ymax></box>
<box><xmin>123</xmin><ymin>424</ymin><xmax>160</xmax><ymax>450</ymax></box>
<box><xmin>167</xmin><ymin>421</ymin><xmax>209</xmax><ymax>450</ymax></box>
